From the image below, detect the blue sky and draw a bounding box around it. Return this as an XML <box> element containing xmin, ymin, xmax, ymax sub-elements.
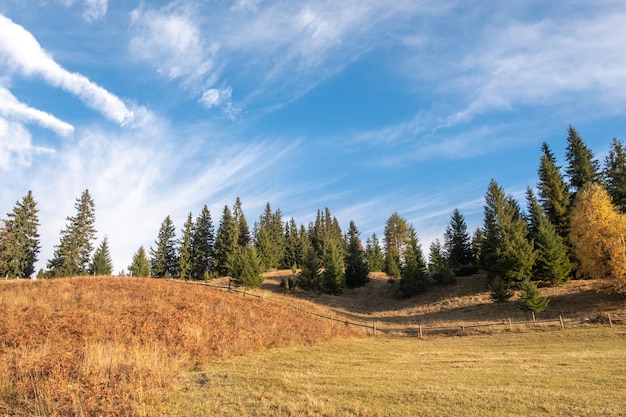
<box><xmin>1</xmin><ymin>0</ymin><xmax>625</xmax><ymax>273</ymax></box>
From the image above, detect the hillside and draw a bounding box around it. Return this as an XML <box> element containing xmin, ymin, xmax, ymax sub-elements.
<box><xmin>0</xmin><ymin>277</ymin><xmax>354</xmax><ymax>416</ymax></box>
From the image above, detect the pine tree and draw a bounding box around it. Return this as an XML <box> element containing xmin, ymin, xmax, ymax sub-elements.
<box><xmin>178</xmin><ymin>213</ymin><xmax>194</xmax><ymax>281</ymax></box>
<box><xmin>526</xmin><ymin>188</ymin><xmax>571</xmax><ymax>285</ymax></box>
<box><xmin>129</xmin><ymin>246</ymin><xmax>151</xmax><ymax>277</ymax></box>
<box><xmin>518</xmin><ymin>279</ymin><xmax>549</xmax><ymax>313</ymax></box>
<box><xmin>214</xmin><ymin>205</ymin><xmax>239</xmax><ymax>277</ymax></box>
<box><xmin>150</xmin><ymin>215</ymin><xmax>178</xmax><ymax>278</ymax></box>
<box><xmin>565</xmin><ymin>125</ymin><xmax>600</xmax><ymax>197</ymax></box>
<box><xmin>192</xmin><ymin>205</ymin><xmax>215</xmax><ymax>279</ymax></box>
<box><xmin>0</xmin><ymin>223</ymin><xmax>11</xmax><ymax>277</ymax></box>
<box><xmin>471</xmin><ymin>228</ymin><xmax>484</xmax><ymax>267</ymax></box>
<box><xmin>399</xmin><ymin>225</ymin><xmax>428</xmax><ymax>297</ymax></box>
<box><xmin>297</xmin><ymin>247</ymin><xmax>324</xmax><ymax>291</ymax></box>
<box><xmin>233</xmin><ymin>197</ymin><xmax>251</xmax><ymax>247</ymax></box>
<box><xmin>365</xmin><ymin>233</ymin><xmax>384</xmax><ymax>272</ymax></box>
<box><xmin>344</xmin><ymin>221</ymin><xmax>370</xmax><ymax>288</ymax></box>
<box><xmin>383</xmin><ymin>212</ymin><xmax>411</xmax><ymax>278</ymax></box>
<box><xmin>229</xmin><ymin>246</ymin><xmax>264</xmax><ymax>289</ymax></box>
<box><xmin>255</xmin><ymin>203</ymin><xmax>286</xmax><ymax>270</ymax></box>
<box><xmin>309</xmin><ymin>208</ymin><xmax>344</xmax><ymax>259</ymax></box>
<box><xmin>444</xmin><ymin>208</ymin><xmax>473</xmax><ymax>271</ymax></box>
<box><xmin>283</xmin><ymin>218</ymin><xmax>302</xmax><ymax>269</ymax></box>
<box><xmin>428</xmin><ymin>239</ymin><xmax>455</xmax><ymax>284</ymax></box>
<box><xmin>537</xmin><ymin>142</ymin><xmax>570</xmax><ymax>241</ymax></box>
<box><xmin>322</xmin><ymin>241</ymin><xmax>345</xmax><ymax>294</ymax></box>
<box><xmin>48</xmin><ymin>189</ymin><xmax>97</xmax><ymax>277</ymax></box>
<box><xmin>90</xmin><ymin>237</ymin><xmax>113</xmax><ymax>275</ymax></box>
<box><xmin>2</xmin><ymin>191</ymin><xmax>40</xmax><ymax>278</ymax></box>
<box><xmin>603</xmin><ymin>137</ymin><xmax>626</xmax><ymax>213</ymax></box>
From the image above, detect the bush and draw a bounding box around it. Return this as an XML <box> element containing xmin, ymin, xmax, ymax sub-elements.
<box><xmin>432</xmin><ymin>267</ymin><xmax>456</xmax><ymax>285</ymax></box>
<box><xmin>455</xmin><ymin>264</ymin><xmax>479</xmax><ymax>277</ymax></box>
<box><xmin>490</xmin><ymin>276</ymin><xmax>513</xmax><ymax>303</ymax></box>
<box><xmin>280</xmin><ymin>277</ymin><xmax>296</xmax><ymax>291</ymax></box>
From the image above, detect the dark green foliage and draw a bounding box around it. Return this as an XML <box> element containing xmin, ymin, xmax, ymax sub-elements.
<box><xmin>428</xmin><ymin>239</ymin><xmax>447</xmax><ymax>274</ymax></box>
<box><xmin>385</xmin><ymin>249</ymin><xmax>401</xmax><ymax>280</ymax></box>
<box><xmin>283</xmin><ymin>218</ymin><xmax>303</xmax><ymax>270</ymax></box>
<box><xmin>537</xmin><ymin>142</ymin><xmax>571</xmax><ymax>241</ymax></box>
<box><xmin>233</xmin><ymin>197</ymin><xmax>251</xmax><ymax>247</ymax></box>
<box><xmin>280</xmin><ymin>276</ymin><xmax>296</xmax><ymax>291</ymax></box>
<box><xmin>398</xmin><ymin>226</ymin><xmax>428</xmax><ymax>297</ymax></box>
<box><xmin>1</xmin><ymin>191</ymin><xmax>40</xmax><ymax>278</ymax></box>
<box><xmin>603</xmin><ymin>137</ymin><xmax>626</xmax><ymax>213</ymax></box>
<box><xmin>365</xmin><ymin>233</ymin><xmax>384</xmax><ymax>272</ymax></box>
<box><xmin>344</xmin><ymin>221</ymin><xmax>370</xmax><ymax>288</ymax></box>
<box><xmin>309</xmin><ymin>208</ymin><xmax>344</xmax><ymax>259</ymax></box>
<box><xmin>48</xmin><ymin>189</ymin><xmax>97</xmax><ymax>277</ymax></box>
<box><xmin>229</xmin><ymin>246</ymin><xmax>264</xmax><ymax>289</ymax></box>
<box><xmin>297</xmin><ymin>247</ymin><xmax>324</xmax><ymax>291</ymax></box>
<box><xmin>565</xmin><ymin>125</ymin><xmax>600</xmax><ymax>195</ymax></box>
<box><xmin>444</xmin><ymin>209</ymin><xmax>473</xmax><ymax>270</ymax></box>
<box><xmin>489</xmin><ymin>276</ymin><xmax>513</xmax><ymax>303</ymax></box>
<box><xmin>178</xmin><ymin>213</ymin><xmax>194</xmax><ymax>281</ymax></box>
<box><xmin>481</xmin><ymin>180</ymin><xmax>535</xmax><ymax>284</ymax></box>
<box><xmin>214</xmin><ymin>205</ymin><xmax>239</xmax><ymax>277</ymax></box>
<box><xmin>383</xmin><ymin>212</ymin><xmax>410</xmax><ymax>274</ymax></box>
<box><xmin>90</xmin><ymin>237</ymin><xmax>113</xmax><ymax>275</ymax></box>
<box><xmin>255</xmin><ymin>202</ymin><xmax>286</xmax><ymax>270</ymax></box>
<box><xmin>191</xmin><ymin>205</ymin><xmax>215</xmax><ymax>279</ymax></box>
<box><xmin>129</xmin><ymin>246</ymin><xmax>151</xmax><ymax>277</ymax></box>
<box><xmin>526</xmin><ymin>188</ymin><xmax>571</xmax><ymax>285</ymax></box>
<box><xmin>518</xmin><ymin>279</ymin><xmax>549</xmax><ymax>313</ymax></box>
<box><xmin>454</xmin><ymin>264</ymin><xmax>479</xmax><ymax>277</ymax></box>
<box><xmin>322</xmin><ymin>242</ymin><xmax>345</xmax><ymax>294</ymax></box>
<box><xmin>470</xmin><ymin>228</ymin><xmax>483</xmax><ymax>266</ymax></box>
<box><xmin>150</xmin><ymin>215</ymin><xmax>178</xmax><ymax>278</ymax></box>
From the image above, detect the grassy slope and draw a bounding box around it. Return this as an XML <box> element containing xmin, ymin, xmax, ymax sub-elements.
<box><xmin>166</xmin><ymin>327</ymin><xmax>626</xmax><ymax>416</ymax></box>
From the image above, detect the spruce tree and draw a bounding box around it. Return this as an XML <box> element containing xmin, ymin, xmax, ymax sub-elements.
<box><xmin>0</xmin><ymin>223</ymin><xmax>10</xmax><ymax>277</ymax></box>
<box><xmin>537</xmin><ymin>142</ymin><xmax>570</xmax><ymax>240</ymax></box>
<box><xmin>229</xmin><ymin>246</ymin><xmax>264</xmax><ymax>289</ymax></box>
<box><xmin>603</xmin><ymin>137</ymin><xmax>626</xmax><ymax>213</ymax></box>
<box><xmin>150</xmin><ymin>215</ymin><xmax>178</xmax><ymax>278</ymax></box>
<box><xmin>365</xmin><ymin>233</ymin><xmax>384</xmax><ymax>272</ymax></box>
<box><xmin>255</xmin><ymin>203</ymin><xmax>286</xmax><ymax>270</ymax></box>
<box><xmin>526</xmin><ymin>188</ymin><xmax>571</xmax><ymax>285</ymax></box>
<box><xmin>233</xmin><ymin>197</ymin><xmax>251</xmax><ymax>247</ymax></box>
<box><xmin>518</xmin><ymin>279</ymin><xmax>549</xmax><ymax>313</ymax></box>
<box><xmin>90</xmin><ymin>237</ymin><xmax>113</xmax><ymax>275</ymax></box>
<box><xmin>470</xmin><ymin>228</ymin><xmax>484</xmax><ymax>267</ymax></box>
<box><xmin>192</xmin><ymin>205</ymin><xmax>215</xmax><ymax>279</ymax></box>
<box><xmin>444</xmin><ymin>208</ymin><xmax>473</xmax><ymax>271</ymax></box>
<box><xmin>429</xmin><ymin>239</ymin><xmax>455</xmax><ymax>284</ymax></box>
<box><xmin>129</xmin><ymin>246</ymin><xmax>151</xmax><ymax>277</ymax></box>
<box><xmin>565</xmin><ymin>125</ymin><xmax>600</xmax><ymax>197</ymax></box>
<box><xmin>178</xmin><ymin>213</ymin><xmax>194</xmax><ymax>281</ymax></box>
<box><xmin>214</xmin><ymin>205</ymin><xmax>239</xmax><ymax>277</ymax></box>
<box><xmin>283</xmin><ymin>218</ymin><xmax>302</xmax><ymax>269</ymax></box>
<box><xmin>344</xmin><ymin>221</ymin><xmax>370</xmax><ymax>288</ymax></box>
<box><xmin>322</xmin><ymin>241</ymin><xmax>345</xmax><ymax>294</ymax></box>
<box><xmin>48</xmin><ymin>189</ymin><xmax>97</xmax><ymax>277</ymax></box>
<box><xmin>399</xmin><ymin>225</ymin><xmax>428</xmax><ymax>297</ymax></box>
<box><xmin>2</xmin><ymin>191</ymin><xmax>40</xmax><ymax>278</ymax></box>
<box><xmin>297</xmin><ymin>247</ymin><xmax>324</xmax><ymax>291</ymax></box>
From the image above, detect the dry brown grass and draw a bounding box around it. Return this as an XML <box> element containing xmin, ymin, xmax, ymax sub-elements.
<box><xmin>0</xmin><ymin>277</ymin><xmax>354</xmax><ymax>416</ymax></box>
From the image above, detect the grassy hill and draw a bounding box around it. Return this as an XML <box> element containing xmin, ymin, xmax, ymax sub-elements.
<box><xmin>1</xmin><ymin>272</ymin><xmax>624</xmax><ymax>416</ymax></box>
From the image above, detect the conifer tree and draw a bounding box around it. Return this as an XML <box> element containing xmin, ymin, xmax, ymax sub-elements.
<box><xmin>178</xmin><ymin>213</ymin><xmax>194</xmax><ymax>281</ymax></box>
<box><xmin>344</xmin><ymin>221</ymin><xmax>370</xmax><ymax>288</ymax></box>
<box><xmin>399</xmin><ymin>225</ymin><xmax>428</xmax><ymax>297</ymax></box>
<box><xmin>0</xmin><ymin>223</ymin><xmax>11</xmax><ymax>277</ymax></box>
<box><xmin>471</xmin><ymin>228</ymin><xmax>484</xmax><ymax>266</ymax></box>
<box><xmin>229</xmin><ymin>246</ymin><xmax>264</xmax><ymax>289</ymax></box>
<box><xmin>526</xmin><ymin>188</ymin><xmax>571</xmax><ymax>285</ymax></box>
<box><xmin>255</xmin><ymin>203</ymin><xmax>286</xmax><ymax>270</ymax></box>
<box><xmin>150</xmin><ymin>215</ymin><xmax>178</xmax><ymax>278</ymax></box>
<box><xmin>444</xmin><ymin>208</ymin><xmax>473</xmax><ymax>271</ymax></box>
<box><xmin>603</xmin><ymin>137</ymin><xmax>626</xmax><ymax>213</ymax></box>
<box><xmin>214</xmin><ymin>205</ymin><xmax>239</xmax><ymax>277</ymax></box>
<box><xmin>322</xmin><ymin>241</ymin><xmax>345</xmax><ymax>294</ymax></box>
<box><xmin>518</xmin><ymin>279</ymin><xmax>549</xmax><ymax>313</ymax></box>
<box><xmin>90</xmin><ymin>237</ymin><xmax>113</xmax><ymax>275</ymax></box>
<box><xmin>48</xmin><ymin>189</ymin><xmax>97</xmax><ymax>277</ymax></box>
<box><xmin>383</xmin><ymin>212</ymin><xmax>411</xmax><ymax>277</ymax></box>
<box><xmin>192</xmin><ymin>205</ymin><xmax>214</xmax><ymax>279</ymax></box>
<box><xmin>298</xmin><ymin>247</ymin><xmax>324</xmax><ymax>291</ymax></box>
<box><xmin>565</xmin><ymin>125</ymin><xmax>600</xmax><ymax>197</ymax></box>
<box><xmin>129</xmin><ymin>246</ymin><xmax>151</xmax><ymax>277</ymax></box>
<box><xmin>537</xmin><ymin>142</ymin><xmax>570</xmax><ymax>240</ymax></box>
<box><xmin>428</xmin><ymin>239</ymin><xmax>446</xmax><ymax>273</ymax></box>
<box><xmin>233</xmin><ymin>197</ymin><xmax>251</xmax><ymax>247</ymax></box>
<box><xmin>2</xmin><ymin>191</ymin><xmax>40</xmax><ymax>278</ymax></box>
<box><xmin>283</xmin><ymin>218</ymin><xmax>302</xmax><ymax>269</ymax></box>
<box><xmin>365</xmin><ymin>233</ymin><xmax>384</xmax><ymax>272</ymax></box>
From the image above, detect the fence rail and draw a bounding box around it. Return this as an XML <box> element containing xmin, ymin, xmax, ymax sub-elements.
<box><xmin>181</xmin><ymin>279</ymin><xmax>623</xmax><ymax>338</ymax></box>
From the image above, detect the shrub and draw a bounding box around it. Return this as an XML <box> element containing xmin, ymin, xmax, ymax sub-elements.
<box><xmin>490</xmin><ymin>276</ymin><xmax>513</xmax><ymax>303</ymax></box>
<box><xmin>455</xmin><ymin>264</ymin><xmax>479</xmax><ymax>277</ymax></box>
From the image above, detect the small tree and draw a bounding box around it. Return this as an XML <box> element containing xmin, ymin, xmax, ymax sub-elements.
<box><xmin>490</xmin><ymin>276</ymin><xmax>513</xmax><ymax>303</ymax></box>
<box><xmin>150</xmin><ymin>215</ymin><xmax>178</xmax><ymax>278</ymax></box>
<box><xmin>322</xmin><ymin>242</ymin><xmax>345</xmax><ymax>294</ymax></box>
<box><xmin>229</xmin><ymin>246</ymin><xmax>264</xmax><ymax>289</ymax></box>
<box><xmin>178</xmin><ymin>213</ymin><xmax>194</xmax><ymax>281</ymax></box>
<box><xmin>518</xmin><ymin>279</ymin><xmax>549</xmax><ymax>313</ymax></box>
<box><xmin>129</xmin><ymin>246</ymin><xmax>151</xmax><ymax>277</ymax></box>
<box><xmin>297</xmin><ymin>247</ymin><xmax>324</xmax><ymax>292</ymax></box>
<box><xmin>365</xmin><ymin>233</ymin><xmax>384</xmax><ymax>272</ymax></box>
<box><xmin>398</xmin><ymin>226</ymin><xmax>428</xmax><ymax>297</ymax></box>
<box><xmin>344</xmin><ymin>221</ymin><xmax>370</xmax><ymax>288</ymax></box>
<box><xmin>90</xmin><ymin>237</ymin><xmax>113</xmax><ymax>275</ymax></box>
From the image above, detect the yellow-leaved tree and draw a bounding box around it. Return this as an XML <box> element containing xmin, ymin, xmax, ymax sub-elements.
<box><xmin>570</xmin><ymin>182</ymin><xmax>626</xmax><ymax>294</ymax></box>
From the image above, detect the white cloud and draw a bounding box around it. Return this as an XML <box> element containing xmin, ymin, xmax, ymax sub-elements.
<box><xmin>0</xmin><ymin>86</ymin><xmax>74</xmax><ymax>136</ymax></box>
<box><xmin>231</xmin><ymin>0</ymin><xmax>262</xmax><ymax>12</ymax></box>
<box><xmin>0</xmin><ymin>14</ymin><xmax>135</xmax><ymax>125</ymax></box>
<box><xmin>83</xmin><ymin>0</ymin><xmax>108</xmax><ymax>22</ymax></box>
<box><xmin>199</xmin><ymin>87</ymin><xmax>232</xmax><ymax>109</ymax></box>
<box><xmin>0</xmin><ymin>117</ymin><xmax>54</xmax><ymax>170</ymax></box>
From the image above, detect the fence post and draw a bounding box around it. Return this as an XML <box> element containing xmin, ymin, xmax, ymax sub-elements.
<box><xmin>373</xmin><ymin>321</ymin><xmax>377</xmax><ymax>336</ymax></box>
<box><xmin>462</xmin><ymin>321</ymin><xmax>465</xmax><ymax>335</ymax></box>
<box><xmin>532</xmin><ymin>311</ymin><xmax>536</xmax><ymax>326</ymax></box>
<box><xmin>508</xmin><ymin>318</ymin><xmax>513</xmax><ymax>332</ymax></box>
<box><xmin>296</xmin><ymin>300</ymin><xmax>299</xmax><ymax>311</ymax></box>
<box><xmin>608</xmin><ymin>313</ymin><xmax>613</xmax><ymax>327</ymax></box>
<box><xmin>419</xmin><ymin>325</ymin><xmax>423</xmax><ymax>339</ymax></box>
<box><xmin>559</xmin><ymin>315</ymin><xmax>564</xmax><ymax>330</ymax></box>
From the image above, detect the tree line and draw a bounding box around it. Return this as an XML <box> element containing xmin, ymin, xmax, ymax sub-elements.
<box><xmin>2</xmin><ymin>126</ymin><xmax>625</xmax><ymax>303</ymax></box>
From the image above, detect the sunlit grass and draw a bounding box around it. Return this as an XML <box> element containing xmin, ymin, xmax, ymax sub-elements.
<box><xmin>165</xmin><ymin>326</ymin><xmax>626</xmax><ymax>416</ymax></box>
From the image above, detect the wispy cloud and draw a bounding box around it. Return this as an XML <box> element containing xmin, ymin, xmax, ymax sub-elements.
<box><xmin>0</xmin><ymin>14</ymin><xmax>135</xmax><ymax>125</ymax></box>
<box><xmin>0</xmin><ymin>117</ymin><xmax>54</xmax><ymax>170</ymax></box>
<box><xmin>53</xmin><ymin>0</ymin><xmax>108</xmax><ymax>22</ymax></box>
